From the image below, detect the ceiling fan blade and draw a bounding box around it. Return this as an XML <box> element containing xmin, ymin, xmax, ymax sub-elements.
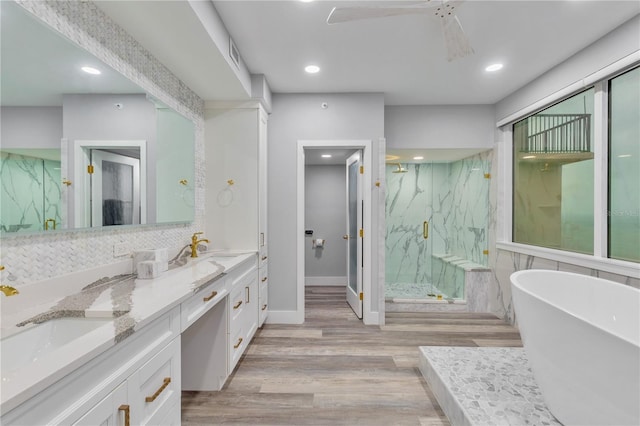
<box><xmin>327</xmin><ymin>6</ymin><xmax>432</xmax><ymax>25</ymax></box>
<box><xmin>440</xmin><ymin>15</ymin><xmax>474</xmax><ymax>61</ymax></box>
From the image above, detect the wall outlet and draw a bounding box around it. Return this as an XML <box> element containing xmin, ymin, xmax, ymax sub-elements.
<box><xmin>113</xmin><ymin>243</ymin><xmax>130</xmax><ymax>258</ymax></box>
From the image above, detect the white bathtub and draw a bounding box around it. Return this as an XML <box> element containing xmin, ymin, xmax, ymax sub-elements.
<box><xmin>511</xmin><ymin>270</ymin><xmax>640</xmax><ymax>426</ymax></box>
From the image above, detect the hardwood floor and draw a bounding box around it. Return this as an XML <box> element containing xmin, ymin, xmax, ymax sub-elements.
<box><xmin>182</xmin><ymin>286</ymin><xmax>522</xmax><ymax>425</ymax></box>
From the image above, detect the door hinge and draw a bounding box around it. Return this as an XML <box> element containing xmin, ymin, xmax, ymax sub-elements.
<box><xmin>87</xmin><ymin>164</ymin><xmax>94</xmax><ymax>174</ymax></box>
<box><xmin>359</xmin><ymin>292</ymin><xmax>363</xmax><ymax>301</ymax></box>
<box><xmin>359</xmin><ymin>165</ymin><xmax>364</xmax><ymax>174</ymax></box>
<box><xmin>359</xmin><ymin>228</ymin><xmax>364</xmax><ymax>238</ymax></box>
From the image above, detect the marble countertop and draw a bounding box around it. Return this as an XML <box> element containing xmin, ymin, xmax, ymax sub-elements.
<box><xmin>0</xmin><ymin>250</ymin><xmax>256</xmax><ymax>414</ymax></box>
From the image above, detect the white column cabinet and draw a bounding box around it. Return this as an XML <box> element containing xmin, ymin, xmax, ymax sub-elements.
<box><xmin>205</xmin><ymin>102</ymin><xmax>269</xmax><ymax>328</ymax></box>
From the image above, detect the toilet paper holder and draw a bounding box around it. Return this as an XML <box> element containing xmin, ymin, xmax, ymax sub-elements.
<box><xmin>312</xmin><ymin>238</ymin><xmax>325</xmax><ymax>249</ymax></box>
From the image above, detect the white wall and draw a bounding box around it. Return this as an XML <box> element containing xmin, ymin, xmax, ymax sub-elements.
<box><xmin>1</xmin><ymin>107</ymin><xmax>62</xmax><ymax>149</ymax></box>
<box><xmin>496</xmin><ymin>15</ymin><xmax>640</xmax><ymax>122</ymax></box>
<box><xmin>304</xmin><ymin>164</ymin><xmax>346</xmax><ymax>284</ymax></box>
<box><xmin>268</xmin><ymin>93</ymin><xmax>384</xmax><ymax>314</ymax></box>
<box><xmin>385</xmin><ymin>105</ymin><xmax>496</xmax><ymax>149</ymax></box>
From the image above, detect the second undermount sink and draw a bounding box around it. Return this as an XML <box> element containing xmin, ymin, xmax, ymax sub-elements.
<box><xmin>1</xmin><ymin>317</ymin><xmax>113</xmax><ymax>379</ymax></box>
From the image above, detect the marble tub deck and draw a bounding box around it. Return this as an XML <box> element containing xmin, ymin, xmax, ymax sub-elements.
<box><xmin>419</xmin><ymin>346</ymin><xmax>561</xmax><ymax>426</ymax></box>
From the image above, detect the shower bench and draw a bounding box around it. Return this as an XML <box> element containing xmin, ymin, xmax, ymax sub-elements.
<box><xmin>431</xmin><ymin>253</ymin><xmax>491</xmax><ymax>312</ymax></box>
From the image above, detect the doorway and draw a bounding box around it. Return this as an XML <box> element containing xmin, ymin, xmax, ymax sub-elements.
<box><xmin>297</xmin><ymin>140</ymin><xmax>377</xmax><ymax>324</ymax></box>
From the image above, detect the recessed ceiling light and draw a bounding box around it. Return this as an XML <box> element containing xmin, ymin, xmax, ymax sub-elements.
<box><xmin>321</xmin><ymin>154</ymin><xmax>332</xmax><ymax>158</ymax></box>
<box><xmin>300</xmin><ymin>0</ymin><xmax>314</xmax><ymax>2</ymax></box>
<box><xmin>413</xmin><ymin>156</ymin><xmax>424</xmax><ymax>160</ymax></box>
<box><xmin>305</xmin><ymin>65</ymin><xmax>320</xmax><ymax>74</ymax></box>
<box><xmin>522</xmin><ymin>155</ymin><xmax>537</xmax><ymax>159</ymax></box>
<box><xmin>81</xmin><ymin>66</ymin><xmax>101</xmax><ymax>75</ymax></box>
<box><xmin>618</xmin><ymin>154</ymin><xmax>632</xmax><ymax>158</ymax></box>
<box><xmin>485</xmin><ymin>63</ymin><xmax>503</xmax><ymax>72</ymax></box>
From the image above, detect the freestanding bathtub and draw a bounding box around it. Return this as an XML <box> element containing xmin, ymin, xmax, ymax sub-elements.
<box><xmin>511</xmin><ymin>269</ymin><xmax>640</xmax><ymax>426</ymax></box>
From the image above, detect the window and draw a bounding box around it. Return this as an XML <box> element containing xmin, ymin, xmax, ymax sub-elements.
<box><xmin>512</xmin><ymin>65</ymin><xmax>639</xmax><ymax>263</ymax></box>
<box><xmin>513</xmin><ymin>89</ymin><xmax>595</xmax><ymax>254</ymax></box>
<box><xmin>609</xmin><ymin>67</ymin><xmax>640</xmax><ymax>262</ymax></box>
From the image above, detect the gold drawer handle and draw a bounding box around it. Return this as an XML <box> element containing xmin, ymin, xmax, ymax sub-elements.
<box><xmin>261</xmin><ymin>277</ymin><xmax>267</xmax><ymax>282</ymax></box>
<box><xmin>145</xmin><ymin>377</ymin><xmax>171</xmax><ymax>403</ymax></box>
<box><xmin>261</xmin><ymin>256</ymin><xmax>267</xmax><ymax>261</ymax></box>
<box><xmin>119</xmin><ymin>404</ymin><xmax>130</xmax><ymax>426</ymax></box>
<box><xmin>234</xmin><ymin>337</ymin><xmax>243</xmax><ymax>349</ymax></box>
<box><xmin>262</xmin><ymin>304</ymin><xmax>267</xmax><ymax>311</ymax></box>
<box><xmin>233</xmin><ymin>300</ymin><xmax>243</xmax><ymax>309</ymax></box>
<box><xmin>203</xmin><ymin>290</ymin><xmax>218</xmax><ymax>302</ymax></box>
<box><xmin>423</xmin><ymin>221</ymin><xmax>429</xmax><ymax>239</ymax></box>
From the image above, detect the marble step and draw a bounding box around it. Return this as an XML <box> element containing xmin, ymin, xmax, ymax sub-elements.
<box><xmin>419</xmin><ymin>346</ymin><xmax>560</xmax><ymax>426</ymax></box>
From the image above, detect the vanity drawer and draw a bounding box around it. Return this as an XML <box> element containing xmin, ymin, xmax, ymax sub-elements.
<box><xmin>229</xmin><ymin>283</ymin><xmax>245</xmax><ymax>328</ymax></box>
<box><xmin>181</xmin><ymin>275</ymin><xmax>227</xmax><ymax>332</ymax></box>
<box><xmin>129</xmin><ymin>337</ymin><xmax>181</xmax><ymax>426</ymax></box>
<box><xmin>259</xmin><ymin>280</ymin><xmax>268</xmax><ymax>327</ymax></box>
<box><xmin>259</xmin><ymin>247</ymin><xmax>268</xmax><ymax>268</ymax></box>
<box><xmin>259</xmin><ymin>264</ymin><xmax>268</xmax><ymax>286</ymax></box>
<box><xmin>229</xmin><ymin>325</ymin><xmax>245</xmax><ymax>372</ymax></box>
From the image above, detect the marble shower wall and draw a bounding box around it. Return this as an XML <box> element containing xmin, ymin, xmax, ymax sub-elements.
<box><xmin>0</xmin><ymin>153</ymin><xmax>62</xmax><ymax>233</ymax></box>
<box><xmin>0</xmin><ymin>1</ymin><xmax>205</xmax><ymax>286</ymax></box>
<box><xmin>385</xmin><ymin>151</ymin><xmax>492</xmax><ymax>295</ymax></box>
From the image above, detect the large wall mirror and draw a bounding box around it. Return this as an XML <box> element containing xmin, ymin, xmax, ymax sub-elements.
<box><xmin>0</xmin><ymin>1</ymin><xmax>195</xmax><ymax>235</ymax></box>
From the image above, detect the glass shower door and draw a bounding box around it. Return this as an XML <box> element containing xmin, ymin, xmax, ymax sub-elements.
<box><xmin>385</xmin><ymin>162</ymin><xmax>434</xmax><ymax>299</ymax></box>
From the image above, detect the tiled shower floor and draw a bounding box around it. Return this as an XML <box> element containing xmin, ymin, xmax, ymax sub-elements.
<box><xmin>385</xmin><ymin>281</ymin><xmax>450</xmax><ymax>300</ymax></box>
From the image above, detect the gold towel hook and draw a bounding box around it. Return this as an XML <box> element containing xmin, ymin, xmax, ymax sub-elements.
<box><xmin>227</xmin><ymin>179</ymin><xmax>235</xmax><ymax>186</ymax></box>
<box><xmin>179</xmin><ymin>179</ymin><xmax>188</xmax><ymax>186</ymax></box>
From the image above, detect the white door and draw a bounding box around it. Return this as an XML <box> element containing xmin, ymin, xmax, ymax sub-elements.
<box><xmin>345</xmin><ymin>151</ymin><xmax>363</xmax><ymax>318</ymax></box>
<box><xmin>90</xmin><ymin>150</ymin><xmax>141</xmax><ymax>227</ymax></box>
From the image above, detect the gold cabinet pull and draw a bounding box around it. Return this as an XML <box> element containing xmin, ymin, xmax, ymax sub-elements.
<box><xmin>234</xmin><ymin>337</ymin><xmax>243</xmax><ymax>349</ymax></box>
<box><xmin>233</xmin><ymin>300</ymin><xmax>243</xmax><ymax>309</ymax></box>
<box><xmin>118</xmin><ymin>405</ymin><xmax>130</xmax><ymax>426</ymax></box>
<box><xmin>262</xmin><ymin>304</ymin><xmax>267</xmax><ymax>311</ymax></box>
<box><xmin>423</xmin><ymin>221</ymin><xmax>429</xmax><ymax>239</ymax></box>
<box><xmin>145</xmin><ymin>377</ymin><xmax>171</xmax><ymax>403</ymax></box>
<box><xmin>203</xmin><ymin>290</ymin><xmax>218</xmax><ymax>302</ymax></box>
<box><xmin>44</xmin><ymin>218</ymin><xmax>56</xmax><ymax>230</ymax></box>
<box><xmin>261</xmin><ymin>277</ymin><xmax>267</xmax><ymax>282</ymax></box>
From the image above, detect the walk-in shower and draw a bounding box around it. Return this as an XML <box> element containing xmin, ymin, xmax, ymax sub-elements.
<box><xmin>385</xmin><ymin>150</ymin><xmax>491</xmax><ymax>304</ymax></box>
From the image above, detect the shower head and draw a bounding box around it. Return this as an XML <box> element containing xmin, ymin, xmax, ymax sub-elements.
<box><xmin>392</xmin><ymin>163</ymin><xmax>408</xmax><ymax>173</ymax></box>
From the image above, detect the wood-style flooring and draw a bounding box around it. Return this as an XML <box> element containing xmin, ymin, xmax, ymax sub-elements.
<box><xmin>182</xmin><ymin>286</ymin><xmax>522</xmax><ymax>425</ymax></box>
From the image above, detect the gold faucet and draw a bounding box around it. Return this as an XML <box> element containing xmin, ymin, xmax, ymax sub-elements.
<box><xmin>0</xmin><ymin>266</ymin><xmax>18</xmax><ymax>296</ymax></box>
<box><xmin>190</xmin><ymin>232</ymin><xmax>210</xmax><ymax>258</ymax></box>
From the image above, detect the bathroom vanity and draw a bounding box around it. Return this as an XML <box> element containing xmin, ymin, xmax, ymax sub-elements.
<box><xmin>0</xmin><ymin>251</ymin><xmax>264</xmax><ymax>425</ymax></box>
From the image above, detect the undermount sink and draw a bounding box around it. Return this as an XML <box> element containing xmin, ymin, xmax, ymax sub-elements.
<box><xmin>1</xmin><ymin>317</ymin><xmax>113</xmax><ymax>378</ymax></box>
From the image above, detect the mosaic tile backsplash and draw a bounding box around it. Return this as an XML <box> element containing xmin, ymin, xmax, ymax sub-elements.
<box><xmin>1</xmin><ymin>1</ymin><xmax>205</xmax><ymax>286</ymax></box>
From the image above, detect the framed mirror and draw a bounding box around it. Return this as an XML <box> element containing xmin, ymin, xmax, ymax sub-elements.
<box><xmin>0</xmin><ymin>1</ymin><xmax>195</xmax><ymax>235</ymax></box>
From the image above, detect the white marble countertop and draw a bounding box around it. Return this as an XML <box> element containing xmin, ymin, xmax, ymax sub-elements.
<box><xmin>0</xmin><ymin>250</ymin><xmax>256</xmax><ymax>414</ymax></box>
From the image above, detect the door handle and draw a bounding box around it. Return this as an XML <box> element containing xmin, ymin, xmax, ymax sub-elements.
<box><xmin>343</xmin><ymin>235</ymin><xmax>349</xmax><ymax>240</ymax></box>
<box><xmin>423</xmin><ymin>221</ymin><xmax>429</xmax><ymax>239</ymax></box>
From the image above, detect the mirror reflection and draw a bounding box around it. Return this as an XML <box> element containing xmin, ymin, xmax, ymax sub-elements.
<box><xmin>0</xmin><ymin>1</ymin><xmax>195</xmax><ymax>234</ymax></box>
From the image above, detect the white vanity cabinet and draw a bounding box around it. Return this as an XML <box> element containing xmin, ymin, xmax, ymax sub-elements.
<box><xmin>226</xmin><ymin>255</ymin><xmax>259</xmax><ymax>373</ymax></box>
<box><xmin>205</xmin><ymin>102</ymin><xmax>269</xmax><ymax>327</ymax></box>
<box><xmin>2</xmin><ymin>307</ymin><xmax>182</xmax><ymax>426</ymax></box>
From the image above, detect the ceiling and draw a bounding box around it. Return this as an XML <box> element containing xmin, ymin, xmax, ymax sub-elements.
<box><xmin>1</xmin><ymin>1</ymin><xmax>144</xmax><ymax>106</ymax></box>
<box><xmin>96</xmin><ymin>0</ymin><xmax>639</xmax><ymax>106</ymax></box>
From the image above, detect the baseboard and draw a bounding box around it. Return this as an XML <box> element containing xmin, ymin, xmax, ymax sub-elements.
<box><xmin>305</xmin><ymin>276</ymin><xmax>346</xmax><ymax>286</ymax></box>
<box><xmin>364</xmin><ymin>310</ymin><xmax>379</xmax><ymax>326</ymax></box>
<box><xmin>265</xmin><ymin>310</ymin><xmax>304</xmax><ymax>324</ymax></box>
